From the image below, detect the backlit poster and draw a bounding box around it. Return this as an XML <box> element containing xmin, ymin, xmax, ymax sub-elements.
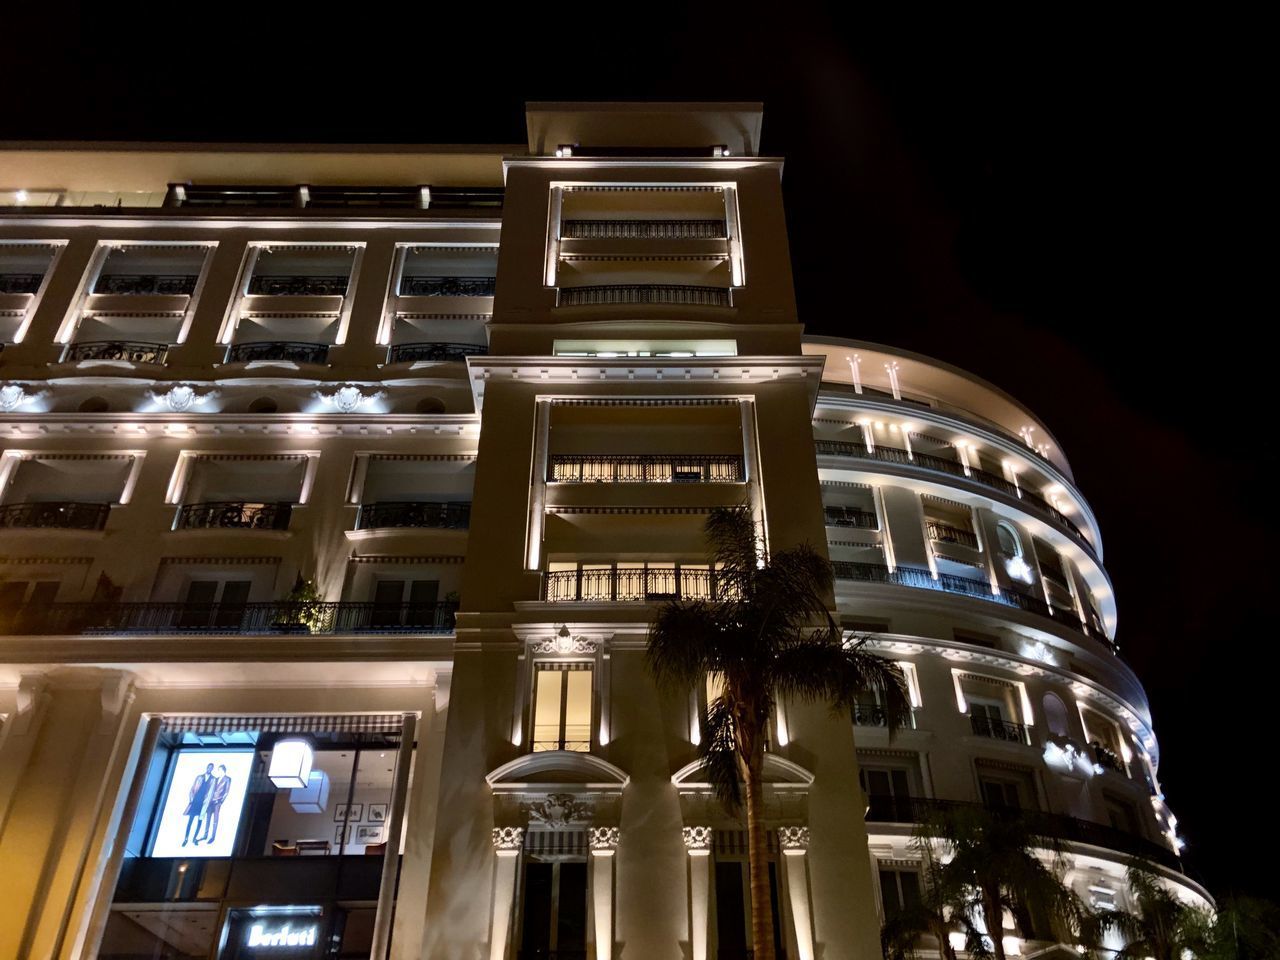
<box><xmin>150</xmin><ymin>749</ymin><xmax>254</xmax><ymax>858</ymax></box>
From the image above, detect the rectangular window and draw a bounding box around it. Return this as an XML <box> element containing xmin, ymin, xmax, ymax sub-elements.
<box><xmin>178</xmin><ymin>579</ymin><xmax>250</xmax><ymax>629</ymax></box>
<box><xmin>879</xmin><ymin>867</ymin><xmax>923</xmax><ymax>918</ymax></box>
<box><xmin>714</xmin><ymin>859</ymin><xmax>784</xmax><ymax>957</ymax></box>
<box><xmin>520</xmin><ymin>861</ymin><xmax>588</xmax><ymax>955</ymax></box>
<box><xmin>532</xmin><ymin>663</ymin><xmax>593</xmax><ymax>752</ymax></box>
<box><xmin>371</xmin><ymin>578</ymin><xmax>439</xmax><ymax>627</ymax></box>
<box><xmin>861</xmin><ymin>766</ymin><xmax>913</xmax><ymax>821</ymax></box>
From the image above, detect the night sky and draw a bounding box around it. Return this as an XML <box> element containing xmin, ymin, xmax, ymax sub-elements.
<box><xmin>4</xmin><ymin>4</ymin><xmax>1267</xmax><ymax>900</ymax></box>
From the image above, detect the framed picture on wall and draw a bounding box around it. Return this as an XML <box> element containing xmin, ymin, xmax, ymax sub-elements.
<box><xmin>354</xmin><ymin>824</ymin><xmax>383</xmax><ymax>844</ymax></box>
<box><xmin>335</xmin><ymin>825</ymin><xmax>350</xmax><ymax>845</ymax></box>
<box><xmin>334</xmin><ymin>803</ymin><xmax>363</xmax><ymax>822</ymax></box>
<box><xmin>368</xmin><ymin>803</ymin><xmax>388</xmax><ymax>823</ymax></box>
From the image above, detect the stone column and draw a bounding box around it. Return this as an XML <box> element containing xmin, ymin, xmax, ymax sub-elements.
<box><xmin>489</xmin><ymin>827</ymin><xmax>524</xmax><ymax>960</ymax></box>
<box><xmin>683</xmin><ymin>826</ymin><xmax>713</xmax><ymax>960</ymax></box>
<box><xmin>779</xmin><ymin>826</ymin><xmax>815</xmax><ymax>960</ymax></box>
<box><xmin>589</xmin><ymin>826</ymin><xmax>618</xmax><ymax>960</ymax></box>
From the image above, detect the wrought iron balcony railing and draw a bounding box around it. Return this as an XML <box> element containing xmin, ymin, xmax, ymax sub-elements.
<box><xmin>93</xmin><ymin>274</ymin><xmax>199</xmax><ymax>296</ymax></box>
<box><xmin>927</xmin><ymin>521</ymin><xmax>980</xmax><ymax>549</ymax></box>
<box><xmin>863</xmin><ymin>795</ymin><xmax>1180</xmax><ymax>871</ymax></box>
<box><xmin>853</xmin><ymin>701</ymin><xmax>890</xmax><ymax>727</ymax></box>
<box><xmin>560</xmin><ymin>218</ymin><xmax>728</xmax><ymax>239</ymax></box>
<box><xmin>0</xmin><ymin>501</ymin><xmax>111</xmax><ymax>531</ymax></box>
<box><xmin>0</xmin><ymin>600</ymin><xmax>458</xmax><ymax>636</ymax></box>
<box><xmin>356</xmin><ymin>501</ymin><xmax>471</xmax><ymax>530</ymax></box>
<box><xmin>531</xmin><ymin>738</ymin><xmax>592</xmax><ymax>753</ymax></box>
<box><xmin>824</xmin><ymin>506</ymin><xmax>878</xmax><ymax>529</ymax></box>
<box><xmin>63</xmin><ymin>340</ymin><xmax>169</xmax><ymax>364</ymax></box>
<box><xmin>225</xmin><ymin>341</ymin><xmax>330</xmax><ymax>365</ymax></box>
<box><xmin>1090</xmin><ymin>742</ymin><xmax>1126</xmax><ymax>774</ymax></box>
<box><xmin>176</xmin><ymin>501</ymin><xmax>292</xmax><ymax>530</ymax></box>
<box><xmin>970</xmin><ymin>714</ymin><xmax>1030</xmax><ymax>744</ymax></box>
<box><xmin>246</xmin><ymin>275</ymin><xmax>349</xmax><ymax>296</ymax></box>
<box><xmin>398</xmin><ymin>276</ymin><xmax>496</xmax><ymax>297</ymax></box>
<box><xmin>543</xmin><ymin>566</ymin><xmax>721</xmax><ymax>603</ymax></box>
<box><xmin>556</xmin><ymin>284</ymin><xmax>732</xmax><ymax>307</ymax></box>
<box><xmin>814</xmin><ymin>440</ymin><xmax>1087</xmax><ymax>545</ymax></box>
<box><xmin>386</xmin><ymin>341</ymin><xmax>488</xmax><ymax>364</ymax></box>
<box><xmin>0</xmin><ymin>273</ymin><xmax>45</xmax><ymax>295</ymax></box>
<box><xmin>548</xmin><ymin>454</ymin><xmax>744</xmax><ymax>484</ymax></box>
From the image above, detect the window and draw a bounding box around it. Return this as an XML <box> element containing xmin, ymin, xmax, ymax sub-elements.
<box><xmin>520</xmin><ymin>861</ymin><xmax>588</xmax><ymax>957</ymax></box>
<box><xmin>861</xmin><ymin>766</ymin><xmax>914</xmax><ymax>821</ymax></box>
<box><xmin>976</xmin><ymin>766</ymin><xmax>1038</xmax><ymax>811</ymax></box>
<box><xmin>922</xmin><ymin>495</ymin><xmax>979</xmax><ymax>550</ymax></box>
<box><xmin>371</xmin><ymin>578</ymin><xmax>439</xmax><ymax>627</ymax></box>
<box><xmin>531</xmin><ymin>663</ymin><xmax>593</xmax><ymax>752</ymax></box>
<box><xmin>879</xmin><ymin>867</ymin><xmax>922</xmax><ymax>918</ymax></box>
<box><xmin>1103</xmin><ymin>794</ymin><xmax>1141</xmax><ymax>836</ymax></box>
<box><xmin>0</xmin><ymin>580</ymin><xmax>60</xmax><ymax>632</ymax></box>
<box><xmin>178</xmin><ymin>579</ymin><xmax>250</xmax><ymax>629</ymax></box>
<box><xmin>715</xmin><ymin>858</ymin><xmax>783</xmax><ymax>959</ymax></box>
<box><xmin>996</xmin><ymin>520</ymin><xmax>1034</xmax><ymax>584</ymax></box>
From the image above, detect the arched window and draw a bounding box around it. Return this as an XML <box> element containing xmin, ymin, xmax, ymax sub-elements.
<box><xmin>1042</xmin><ymin>692</ymin><xmax>1070</xmax><ymax>737</ymax></box>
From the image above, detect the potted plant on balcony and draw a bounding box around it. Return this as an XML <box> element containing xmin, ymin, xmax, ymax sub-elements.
<box><xmin>272</xmin><ymin>574</ymin><xmax>323</xmax><ymax>634</ymax></box>
<box><xmin>646</xmin><ymin>505</ymin><xmax>912</xmax><ymax>960</ymax></box>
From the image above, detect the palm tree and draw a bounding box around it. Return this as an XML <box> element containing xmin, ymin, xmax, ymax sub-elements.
<box><xmin>646</xmin><ymin>505</ymin><xmax>912</xmax><ymax>960</ymax></box>
<box><xmin>919</xmin><ymin>803</ymin><xmax>1093</xmax><ymax>960</ymax></box>
<box><xmin>1096</xmin><ymin>866</ymin><xmax>1214</xmax><ymax>960</ymax></box>
<box><xmin>880</xmin><ymin>842</ymin><xmax>974</xmax><ymax>960</ymax></box>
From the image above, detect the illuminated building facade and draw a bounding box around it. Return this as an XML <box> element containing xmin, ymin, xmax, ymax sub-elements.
<box><xmin>0</xmin><ymin>104</ymin><xmax>1206</xmax><ymax>959</ymax></box>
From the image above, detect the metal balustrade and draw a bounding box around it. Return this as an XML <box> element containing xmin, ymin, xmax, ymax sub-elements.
<box><xmin>560</xmin><ymin>219</ymin><xmax>728</xmax><ymax>239</ymax></box>
<box><xmin>824</xmin><ymin>505</ymin><xmax>878</xmax><ymax>529</ymax></box>
<box><xmin>927</xmin><ymin>521</ymin><xmax>980</xmax><ymax>549</ymax></box>
<box><xmin>852</xmin><ymin>701</ymin><xmax>890</xmax><ymax>727</ymax></box>
<box><xmin>530</xmin><ymin>739</ymin><xmax>592</xmax><ymax>753</ymax></box>
<box><xmin>225</xmin><ymin>341</ymin><xmax>330</xmax><ymax>364</ymax></box>
<box><xmin>247</xmin><ymin>275</ymin><xmax>350</xmax><ymax>296</ymax></box>
<box><xmin>1090</xmin><ymin>742</ymin><xmax>1126</xmax><ymax>774</ymax></box>
<box><xmin>556</xmin><ymin>284</ymin><xmax>732</xmax><ymax>307</ymax></box>
<box><xmin>863</xmin><ymin>796</ymin><xmax>1180</xmax><ymax>870</ymax></box>
<box><xmin>0</xmin><ymin>273</ymin><xmax>45</xmax><ymax>294</ymax></box>
<box><xmin>356</xmin><ymin>501</ymin><xmax>471</xmax><ymax>530</ymax></box>
<box><xmin>0</xmin><ymin>600</ymin><xmax>458</xmax><ymax>636</ymax></box>
<box><xmin>814</xmin><ymin>440</ymin><xmax>1087</xmax><ymax>544</ymax></box>
<box><xmin>970</xmin><ymin>714</ymin><xmax>1030</xmax><ymax>744</ymax></box>
<box><xmin>386</xmin><ymin>341</ymin><xmax>488</xmax><ymax>363</ymax></box>
<box><xmin>830</xmin><ymin>560</ymin><xmax>1114</xmax><ymax>650</ymax></box>
<box><xmin>176</xmin><ymin>501</ymin><xmax>293</xmax><ymax>530</ymax></box>
<box><xmin>0</xmin><ymin>501</ymin><xmax>111</xmax><ymax>531</ymax></box>
<box><xmin>93</xmin><ymin>274</ymin><xmax>199</xmax><ymax>295</ymax></box>
<box><xmin>543</xmin><ymin>566</ymin><xmax>720</xmax><ymax>603</ymax></box>
<box><xmin>398</xmin><ymin>276</ymin><xmax>496</xmax><ymax>297</ymax></box>
<box><xmin>548</xmin><ymin>454</ymin><xmax>744</xmax><ymax>483</ymax></box>
<box><xmin>63</xmin><ymin>340</ymin><xmax>169</xmax><ymax>363</ymax></box>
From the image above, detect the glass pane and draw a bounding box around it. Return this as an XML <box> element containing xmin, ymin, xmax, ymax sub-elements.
<box><xmin>100</xmin><ymin>906</ymin><xmax>218</xmax><ymax>959</ymax></box>
<box><xmin>715</xmin><ymin>861</ymin><xmax>747</xmax><ymax>950</ymax></box>
<box><xmin>563</xmin><ymin>670</ymin><xmax>593</xmax><ymax>751</ymax></box>
<box><xmin>521</xmin><ymin>863</ymin><xmax>553</xmax><ymax>951</ymax></box>
<box><xmin>532</xmin><ymin>669</ymin><xmax>564</xmax><ymax>751</ymax></box>
<box><xmin>557</xmin><ymin>862</ymin><xmax>589</xmax><ymax>949</ymax></box>
<box><xmin>261</xmin><ymin>748</ymin><xmax>356</xmax><ymax>857</ymax></box>
<box><xmin>350</xmin><ymin>747</ymin><xmax>396</xmax><ymax>855</ymax></box>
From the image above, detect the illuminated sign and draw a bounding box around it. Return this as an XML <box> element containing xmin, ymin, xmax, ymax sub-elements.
<box><xmin>150</xmin><ymin>749</ymin><xmax>254</xmax><ymax>858</ymax></box>
<box><xmin>246</xmin><ymin>922</ymin><xmax>319</xmax><ymax>949</ymax></box>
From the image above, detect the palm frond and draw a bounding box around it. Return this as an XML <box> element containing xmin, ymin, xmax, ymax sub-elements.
<box><xmin>646</xmin><ymin>600</ymin><xmax>728</xmax><ymax>690</ymax></box>
<box><xmin>699</xmin><ymin>695</ymin><xmax>744</xmax><ymax>809</ymax></box>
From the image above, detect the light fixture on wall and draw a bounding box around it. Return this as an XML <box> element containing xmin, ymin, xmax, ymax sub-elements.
<box><xmin>268</xmin><ymin>738</ymin><xmax>314</xmax><ymax>789</ymax></box>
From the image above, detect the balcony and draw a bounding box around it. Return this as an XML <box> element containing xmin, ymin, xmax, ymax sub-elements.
<box><xmin>863</xmin><ymin>796</ymin><xmax>1180</xmax><ymax>871</ymax></box>
<box><xmin>246</xmin><ymin>274</ymin><xmax>349</xmax><ymax>297</ymax></box>
<box><xmin>969</xmin><ymin>714</ymin><xmax>1030</xmax><ymax>744</ymax></box>
<box><xmin>386</xmin><ymin>341</ymin><xmax>488</xmax><ymax>364</ymax></box>
<box><xmin>824</xmin><ymin>506</ymin><xmax>878</xmax><ymax>529</ymax></box>
<box><xmin>556</xmin><ymin>284</ymin><xmax>731</xmax><ymax>307</ymax></box>
<box><xmin>814</xmin><ymin>440</ymin><xmax>1087</xmax><ymax>546</ymax></box>
<box><xmin>853</xmin><ymin>701</ymin><xmax>891</xmax><ymax>727</ymax></box>
<box><xmin>1090</xmin><ymin>741</ymin><xmax>1126</xmax><ymax>775</ymax></box>
<box><xmin>398</xmin><ymin>276</ymin><xmax>496</xmax><ymax>297</ymax></box>
<box><xmin>0</xmin><ymin>501</ymin><xmax>111</xmax><ymax>531</ymax></box>
<box><xmin>543</xmin><ymin>566</ymin><xmax>721</xmax><ymax>603</ymax></box>
<box><xmin>927</xmin><ymin>521</ymin><xmax>979</xmax><ymax>549</ymax></box>
<box><xmin>175</xmin><ymin>501</ymin><xmax>292</xmax><ymax>531</ymax></box>
<box><xmin>561</xmin><ymin>219</ymin><xmax>727</xmax><ymax>239</ymax></box>
<box><xmin>0</xmin><ymin>600</ymin><xmax>458</xmax><ymax>636</ymax></box>
<box><xmin>62</xmin><ymin>340</ymin><xmax>169</xmax><ymax>364</ymax></box>
<box><xmin>93</xmin><ymin>274</ymin><xmax>199</xmax><ymax>296</ymax></box>
<box><xmin>356</xmin><ymin>501</ymin><xmax>471</xmax><ymax>530</ymax></box>
<box><xmin>0</xmin><ymin>273</ymin><xmax>44</xmax><ymax>295</ymax></box>
<box><xmin>548</xmin><ymin>454</ymin><xmax>744</xmax><ymax>484</ymax></box>
<box><xmin>225</xmin><ymin>341</ymin><xmax>330</xmax><ymax>365</ymax></box>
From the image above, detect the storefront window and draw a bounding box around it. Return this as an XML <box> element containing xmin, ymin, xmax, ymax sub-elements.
<box><xmin>98</xmin><ymin>715</ymin><xmax>410</xmax><ymax>960</ymax></box>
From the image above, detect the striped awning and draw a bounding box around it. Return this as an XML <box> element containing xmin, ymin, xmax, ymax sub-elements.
<box><xmin>160</xmin><ymin>713</ymin><xmax>408</xmax><ymax>735</ymax></box>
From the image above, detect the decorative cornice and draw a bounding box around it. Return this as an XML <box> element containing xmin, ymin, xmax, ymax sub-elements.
<box><xmin>348</xmin><ymin>554</ymin><xmax>466</xmax><ymax>565</ymax></box>
<box><xmin>523</xmin><ymin>793</ymin><xmax>593</xmax><ymax>828</ymax></box>
<box><xmin>0</xmin><ymin>555</ymin><xmax>93</xmax><ymax>565</ymax></box>
<box><xmin>530</xmin><ymin>635</ymin><xmax>599</xmax><ymax>655</ymax></box>
<box><xmin>158</xmin><ymin>555</ymin><xmax>281</xmax><ymax>566</ymax></box>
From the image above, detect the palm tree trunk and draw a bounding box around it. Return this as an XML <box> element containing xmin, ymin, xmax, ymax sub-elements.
<box><xmin>744</xmin><ymin>747</ymin><xmax>776</xmax><ymax>960</ymax></box>
<box><xmin>984</xmin><ymin>888</ymin><xmax>1007</xmax><ymax>960</ymax></box>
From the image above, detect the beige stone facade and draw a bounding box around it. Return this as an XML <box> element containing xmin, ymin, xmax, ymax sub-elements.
<box><xmin>0</xmin><ymin>104</ymin><xmax>1204</xmax><ymax>960</ymax></box>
